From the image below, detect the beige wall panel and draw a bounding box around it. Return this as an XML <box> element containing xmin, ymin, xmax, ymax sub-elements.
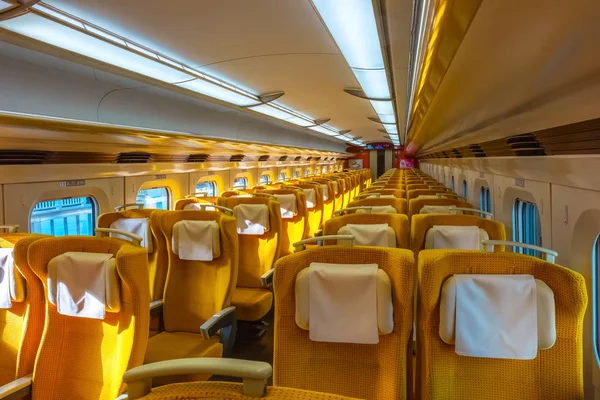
<box><xmin>551</xmin><ymin>184</ymin><xmax>600</xmax><ymax>399</ymax></box>
<box><xmin>0</xmin><ymin>185</ymin><xmax>4</xmax><ymax>225</ymax></box>
<box><xmin>125</xmin><ymin>173</ymin><xmax>189</xmax><ymax>209</ymax></box>
<box><xmin>4</xmin><ymin>177</ymin><xmax>124</xmax><ymax>232</ymax></box>
<box><xmin>189</xmin><ymin>170</ymin><xmax>230</xmax><ymax>196</ymax></box>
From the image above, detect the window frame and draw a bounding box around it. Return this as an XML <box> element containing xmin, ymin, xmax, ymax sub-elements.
<box><xmin>233</xmin><ymin>177</ymin><xmax>248</xmax><ymax>190</ymax></box>
<box><xmin>512</xmin><ymin>198</ymin><xmax>541</xmax><ymax>257</ymax></box>
<box><xmin>260</xmin><ymin>174</ymin><xmax>271</xmax><ymax>185</ymax></box>
<box><xmin>137</xmin><ymin>187</ymin><xmax>171</xmax><ymax>210</ymax></box>
<box><xmin>293</xmin><ymin>170</ymin><xmax>300</xmax><ymax>179</ymax></box>
<box><xmin>462</xmin><ymin>179</ymin><xmax>468</xmax><ymax>198</ymax></box>
<box><xmin>451</xmin><ymin>176</ymin><xmax>455</xmax><ymax>192</ymax></box>
<box><xmin>30</xmin><ymin>196</ymin><xmax>98</xmax><ymax>236</ymax></box>
<box><xmin>479</xmin><ymin>186</ymin><xmax>492</xmax><ymax>213</ymax></box>
<box><xmin>195</xmin><ymin>181</ymin><xmax>217</xmax><ymax>197</ymax></box>
<box><xmin>279</xmin><ymin>172</ymin><xmax>288</xmax><ymax>182</ymax></box>
<box><xmin>593</xmin><ymin>234</ymin><xmax>600</xmax><ymax>366</ymax></box>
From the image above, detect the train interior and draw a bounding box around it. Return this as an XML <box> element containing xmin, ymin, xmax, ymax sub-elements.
<box><xmin>0</xmin><ymin>0</ymin><xmax>598</xmax><ymax>399</ymax></box>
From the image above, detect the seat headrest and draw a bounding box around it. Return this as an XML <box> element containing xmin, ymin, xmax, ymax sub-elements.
<box><xmin>320</xmin><ymin>184</ymin><xmax>329</xmax><ymax>201</ymax></box>
<box><xmin>331</xmin><ymin>181</ymin><xmax>339</xmax><ymax>195</ymax></box>
<box><xmin>48</xmin><ymin>252</ymin><xmax>120</xmax><ymax>320</ymax></box>
<box><xmin>233</xmin><ymin>204</ymin><xmax>270</xmax><ymax>235</ymax></box>
<box><xmin>369</xmin><ymin>195</ymin><xmax>396</xmax><ymax>199</ymax></box>
<box><xmin>0</xmin><ymin>247</ymin><xmax>26</xmax><ymax>309</ymax></box>
<box><xmin>295</xmin><ymin>263</ymin><xmax>393</xmax><ymax>344</ymax></box>
<box><xmin>425</xmin><ymin>226</ymin><xmax>488</xmax><ymax>250</ymax></box>
<box><xmin>110</xmin><ymin>218</ymin><xmax>153</xmax><ymax>253</ymax></box>
<box><xmin>172</xmin><ymin>220</ymin><xmax>220</xmax><ymax>261</ymax></box>
<box><xmin>337</xmin><ymin>224</ymin><xmax>395</xmax><ymax>247</ymax></box>
<box><xmin>304</xmin><ymin>188</ymin><xmax>317</xmax><ymax>209</ymax></box>
<box><xmin>440</xmin><ymin>275</ymin><xmax>556</xmax><ymax>359</ymax></box>
<box><xmin>356</xmin><ymin>205</ymin><xmax>397</xmax><ymax>214</ymax></box>
<box><xmin>183</xmin><ymin>202</ymin><xmax>216</xmax><ymax>211</ymax></box>
<box><xmin>420</xmin><ymin>205</ymin><xmax>462</xmax><ymax>214</ymax></box>
<box><xmin>274</xmin><ymin>194</ymin><xmax>297</xmax><ymax>219</ymax></box>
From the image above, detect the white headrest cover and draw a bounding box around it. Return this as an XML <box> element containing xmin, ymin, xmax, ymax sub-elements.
<box><xmin>233</xmin><ymin>204</ymin><xmax>269</xmax><ymax>235</ymax></box>
<box><xmin>172</xmin><ymin>220</ymin><xmax>220</xmax><ymax>261</ymax></box>
<box><xmin>425</xmin><ymin>226</ymin><xmax>488</xmax><ymax>250</ymax></box>
<box><xmin>320</xmin><ymin>184</ymin><xmax>329</xmax><ymax>201</ymax></box>
<box><xmin>110</xmin><ymin>218</ymin><xmax>153</xmax><ymax>253</ymax></box>
<box><xmin>295</xmin><ymin>266</ymin><xmax>393</xmax><ymax>335</ymax></box>
<box><xmin>0</xmin><ymin>248</ymin><xmax>25</xmax><ymax>309</ymax></box>
<box><xmin>304</xmin><ymin>188</ymin><xmax>317</xmax><ymax>209</ymax></box>
<box><xmin>183</xmin><ymin>202</ymin><xmax>216</xmax><ymax>211</ymax></box>
<box><xmin>356</xmin><ymin>205</ymin><xmax>397</xmax><ymax>214</ymax></box>
<box><xmin>440</xmin><ymin>276</ymin><xmax>556</xmax><ymax>351</ymax></box>
<box><xmin>274</xmin><ymin>194</ymin><xmax>297</xmax><ymax>219</ymax></box>
<box><xmin>369</xmin><ymin>195</ymin><xmax>396</xmax><ymax>199</ymax></box>
<box><xmin>337</xmin><ymin>224</ymin><xmax>395</xmax><ymax>247</ymax></box>
<box><xmin>48</xmin><ymin>252</ymin><xmax>121</xmax><ymax>319</ymax></box>
<box><xmin>331</xmin><ymin>181</ymin><xmax>339</xmax><ymax>195</ymax></box>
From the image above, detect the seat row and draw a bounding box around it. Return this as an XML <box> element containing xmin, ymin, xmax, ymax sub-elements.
<box><xmin>0</xmin><ymin>229</ymin><xmax>585</xmax><ymax>399</ymax></box>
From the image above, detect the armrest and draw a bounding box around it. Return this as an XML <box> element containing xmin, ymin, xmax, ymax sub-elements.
<box><xmin>200</xmin><ymin>306</ymin><xmax>236</xmax><ymax>340</ymax></box>
<box><xmin>0</xmin><ymin>375</ymin><xmax>32</xmax><ymax>400</ymax></box>
<box><xmin>124</xmin><ymin>358</ymin><xmax>271</xmax><ymax>399</ymax></box>
<box><xmin>261</xmin><ymin>268</ymin><xmax>275</xmax><ymax>288</ymax></box>
<box><xmin>149</xmin><ymin>300</ymin><xmax>163</xmax><ymax>312</ymax></box>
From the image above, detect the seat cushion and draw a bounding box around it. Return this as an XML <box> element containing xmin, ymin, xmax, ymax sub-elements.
<box><xmin>231</xmin><ymin>288</ymin><xmax>273</xmax><ymax>321</ymax></box>
<box><xmin>145</xmin><ymin>332</ymin><xmax>223</xmax><ymax>386</ymax></box>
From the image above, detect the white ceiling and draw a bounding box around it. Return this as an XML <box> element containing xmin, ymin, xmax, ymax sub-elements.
<box><xmin>32</xmin><ymin>0</ymin><xmax>413</xmax><ymax>144</ymax></box>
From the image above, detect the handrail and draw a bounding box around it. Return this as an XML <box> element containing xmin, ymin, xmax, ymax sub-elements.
<box><xmin>448</xmin><ymin>206</ymin><xmax>493</xmax><ymax>220</ymax></box>
<box><xmin>354</xmin><ymin>193</ymin><xmax>380</xmax><ymax>199</ymax></box>
<box><xmin>282</xmin><ymin>185</ymin><xmax>304</xmax><ymax>191</ymax></box>
<box><xmin>252</xmin><ymin>193</ymin><xmax>277</xmax><ymax>200</ymax></box>
<box><xmin>115</xmin><ymin>203</ymin><xmax>144</xmax><ymax>211</ymax></box>
<box><xmin>333</xmin><ymin>206</ymin><xmax>373</xmax><ymax>217</ymax></box>
<box><xmin>96</xmin><ymin>228</ymin><xmax>143</xmax><ymax>246</ymax></box>
<box><xmin>482</xmin><ymin>240</ymin><xmax>558</xmax><ymax>263</ymax></box>
<box><xmin>293</xmin><ymin>235</ymin><xmax>355</xmax><ymax>252</ymax></box>
<box><xmin>185</xmin><ymin>193</ymin><xmax>208</xmax><ymax>198</ymax></box>
<box><xmin>0</xmin><ymin>225</ymin><xmax>19</xmax><ymax>233</ymax></box>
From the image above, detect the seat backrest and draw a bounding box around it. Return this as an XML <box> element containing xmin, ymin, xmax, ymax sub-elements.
<box><xmin>273</xmin><ymin>246</ymin><xmax>414</xmax><ymax>400</ymax></box>
<box><xmin>159</xmin><ymin>210</ymin><xmax>238</xmax><ymax>332</ymax></box>
<box><xmin>221</xmin><ymin>190</ymin><xmax>253</xmax><ymax>198</ymax></box>
<box><xmin>407</xmin><ymin>188</ymin><xmax>456</xmax><ymax>202</ymax></box>
<box><xmin>359</xmin><ymin>188</ymin><xmax>405</xmax><ymax>199</ymax></box>
<box><xmin>289</xmin><ymin>183</ymin><xmax>324</xmax><ymax>236</ymax></box>
<box><xmin>0</xmin><ymin>233</ymin><xmax>46</xmax><ymax>385</ymax></box>
<box><xmin>417</xmin><ymin>250</ymin><xmax>586</xmax><ymax>400</ymax></box>
<box><xmin>218</xmin><ymin>197</ymin><xmax>281</xmax><ymax>289</ymax></box>
<box><xmin>255</xmin><ymin>190</ymin><xmax>308</xmax><ymax>256</ymax></box>
<box><xmin>347</xmin><ymin>198</ymin><xmax>407</xmax><ymax>215</ymax></box>
<box><xmin>323</xmin><ymin>213</ymin><xmax>409</xmax><ymax>248</ymax></box>
<box><xmin>406</xmin><ymin>183</ymin><xmax>444</xmax><ymax>191</ymax></box>
<box><xmin>312</xmin><ymin>179</ymin><xmax>336</xmax><ymax>223</ymax></box>
<box><xmin>97</xmin><ymin>208</ymin><xmax>166</xmax><ymax>301</ymax></box>
<box><xmin>408</xmin><ymin>198</ymin><xmax>472</xmax><ymax>220</ymax></box>
<box><xmin>28</xmin><ymin>236</ymin><xmax>149</xmax><ymax>400</ymax></box>
<box><xmin>411</xmin><ymin>214</ymin><xmax>505</xmax><ymax>258</ymax></box>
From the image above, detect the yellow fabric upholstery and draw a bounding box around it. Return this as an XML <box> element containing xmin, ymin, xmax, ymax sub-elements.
<box><xmin>408</xmin><ymin>198</ymin><xmax>472</xmax><ymax>220</ymax></box>
<box><xmin>411</xmin><ymin>214</ymin><xmax>506</xmax><ymax>258</ymax></box>
<box><xmin>98</xmin><ymin>209</ymin><xmax>166</xmax><ymax>302</ymax></box>
<box><xmin>406</xmin><ymin>183</ymin><xmax>444</xmax><ymax>191</ymax></box>
<box><xmin>0</xmin><ymin>234</ymin><xmax>46</xmax><ymax>385</ymax></box>
<box><xmin>323</xmin><ymin>213</ymin><xmax>410</xmax><ymax>249</ymax></box>
<box><xmin>217</xmin><ymin>197</ymin><xmax>281</xmax><ymax>289</ymax></box>
<box><xmin>255</xmin><ymin>189</ymin><xmax>309</xmax><ymax>256</ymax></box>
<box><xmin>28</xmin><ymin>237</ymin><xmax>149</xmax><ymax>400</ymax></box>
<box><xmin>159</xmin><ymin>211</ymin><xmax>238</xmax><ymax>332</ymax></box>
<box><xmin>273</xmin><ymin>246</ymin><xmax>414</xmax><ymax>399</ymax></box>
<box><xmin>417</xmin><ymin>250</ymin><xmax>587</xmax><ymax>400</ymax></box>
<box><xmin>174</xmin><ymin>197</ymin><xmax>218</xmax><ymax>210</ymax></box>
<box><xmin>231</xmin><ymin>288</ymin><xmax>274</xmax><ymax>322</ymax></box>
<box><xmin>144</xmin><ymin>333</ymin><xmax>222</xmax><ymax>384</ymax></box>
<box><xmin>347</xmin><ymin>198</ymin><xmax>407</xmax><ymax>215</ymax></box>
<box><xmin>218</xmin><ymin>197</ymin><xmax>281</xmax><ymax>322</ymax></box>
<box><xmin>137</xmin><ymin>381</ymin><xmax>361</xmax><ymax>399</ymax></box>
<box><xmin>312</xmin><ymin>180</ymin><xmax>336</xmax><ymax>224</ymax></box>
<box><xmin>292</xmin><ymin>183</ymin><xmax>324</xmax><ymax>236</ymax></box>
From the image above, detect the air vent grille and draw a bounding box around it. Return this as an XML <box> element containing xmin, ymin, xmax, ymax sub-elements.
<box><xmin>230</xmin><ymin>154</ymin><xmax>245</xmax><ymax>162</ymax></box>
<box><xmin>294</xmin><ymin>156</ymin><xmax>302</xmax><ymax>161</ymax></box>
<box><xmin>279</xmin><ymin>156</ymin><xmax>288</xmax><ymax>161</ymax></box>
<box><xmin>0</xmin><ymin>150</ymin><xmax>49</xmax><ymax>164</ymax></box>
<box><xmin>258</xmin><ymin>155</ymin><xmax>269</xmax><ymax>161</ymax></box>
<box><xmin>116</xmin><ymin>152</ymin><xmax>152</xmax><ymax>163</ymax></box>
<box><xmin>187</xmin><ymin>154</ymin><xmax>210</xmax><ymax>163</ymax></box>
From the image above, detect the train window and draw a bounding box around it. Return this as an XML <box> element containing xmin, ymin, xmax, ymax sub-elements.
<box><xmin>137</xmin><ymin>187</ymin><xmax>170</xmax><ymax>210</ymax></box>
<box><xmin>233</xmin><ymin>177</ymin><xmax>248</xmax><ymax>190</ymax></box>
<box><xmin>293</xmin><ymin>171</ymin><xmax>300</xmax><ymax>178</ymax></box>
<box><xmin>451</xmin><ymin>176</ymin><xmax>455</xmax><ymax>192</ymax></box>
<box><xmin>279</xmin><ymin>172</ymin><xmax>288</xmax><ymax>181</ymax></box>
<box><xmin>260</xmin><ymin>174</ymin><xmax>271</xmax><ymax>185</ymax></box>
<box><xmin>31</xmin><ymin>196</ymin><xmax>97</xmax><ymax>236</ymax></box>
<box><xmin>196</xmin><ymin>181</ymin><xmax>217</xmax><ymax>197</ymax></box>
<box><xmin>480</xmin><ymin>186</ymin><xmax>492</xmax><ymax>213</ymax></box>
<box><xmin>594</xmin><ymin>235</ymin><xmax>600</xmax><ymax>366</ymax></box>
<box><xmin>462</xmin><ymin>180</ymin><xmax>468</xmax><ymax>198</ymax></box>
<box><xmin>512</xmin><ymin>198</ymin><xmax>541</xmax><ymax>257</ymax></box>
